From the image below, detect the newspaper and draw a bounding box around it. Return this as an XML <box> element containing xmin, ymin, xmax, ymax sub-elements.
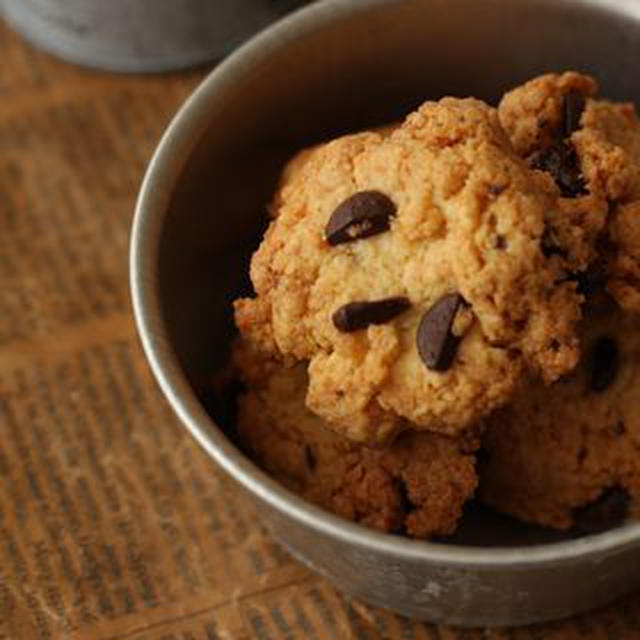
<box><xmin>1</xmin><ymin>17</ymin><xmax>640</xmax><ymax>640</ymax></box>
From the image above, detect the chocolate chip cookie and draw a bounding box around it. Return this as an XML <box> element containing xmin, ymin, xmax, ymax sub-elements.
<box><xmin>233</xmin><ymin>341</ymin><xmax>478</xmax><ymax>539</ymax></box>
<box><xmin>479</xmin><ymin>305</ymin><xmax>640</xmax><ymax>531</ymax></box>
<box><xmin>498</xmin><ymin>71</ymin><xmax>640</xmax><ymax>310</ymax></box>
<box><xmin>478</xmin><ymin>73</ymin><xmax>640</xmax><ymax>531</ymax></box>
<box><xmin>235</xmin><ymin>98</ymin><xmax>582</xmax><ymax>444</ymax></box>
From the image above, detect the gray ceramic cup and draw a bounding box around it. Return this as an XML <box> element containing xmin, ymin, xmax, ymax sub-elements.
<box><xmin>1</xmin><ymin>0</ymin><xmax>306</xmax><ymax>71</ymax></box>
<box><xmin>131</xmin><ymin>0</ymin><xmax>640</xmax><ymax>627</ymax></box>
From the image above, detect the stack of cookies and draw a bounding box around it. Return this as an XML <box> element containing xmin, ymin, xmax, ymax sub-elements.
<box><xmin>230</xmin><ymin>72</ymin><xmax>640</xmax><ymax>539</ymax></box>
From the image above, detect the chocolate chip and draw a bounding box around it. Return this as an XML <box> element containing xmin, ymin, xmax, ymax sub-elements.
<box><xmin>325</xmin><ymin>191</ymin><xmax>396</xmax><ymax>246</ymax></box>
<box><xmin>333</xmin><ymin>297</ymin><xmax>410</xmax><ymax>333</ymax></box>
<box><xmin>530</xmin><ymin>142</ymin><xmax>587</xmax><ymax>198</ymax></box>
<box><xmin>494</xmin><ymin>235</ymin><xmax>508</xmax><ymax>250</ymax></box>
<box><xmin>530</xmin><ymin>88</ymin><xmax>587</xmax><ymax>197</ymax></box>
<box><xmin>563</xmin><ymin>90</ymin><xmax>586</xmax><ymax>138</ymax></box>
<box><xmin>588</xmin><ymin>337</ymin><xmax>619</xmax><ymax>393</ymax></box>
<box><xmin>417</xmin><ymin>294</ymin><xmax>464</xmax><ymax>371</ymax></box>
<box><xmin>573</xmin><ymin>487</ymin><xmax>630</xmax><ymax>534</ymax></box>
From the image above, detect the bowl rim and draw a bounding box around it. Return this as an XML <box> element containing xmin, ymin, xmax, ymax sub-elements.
<box><xmin>130</xmin><ymin>0</ymin><xmax>640</xmax><ymax>569</ymax></box>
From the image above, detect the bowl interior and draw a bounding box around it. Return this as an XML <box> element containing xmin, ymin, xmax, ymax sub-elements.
<box><xmin>156</xmin><ymin>0</ymin><xmax>640</xmax><ymax>547</ymax></box>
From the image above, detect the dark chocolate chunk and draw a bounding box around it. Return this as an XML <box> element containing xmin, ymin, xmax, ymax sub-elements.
<box><xmin>494</xmin><ymin>235</ymin><xmax>508</xmax><ymax>250</ymax></box>
<box><xmin>573</xmin><ymin>486</ymin><xmax>630</xmax><ymax>534</ymax></box>
<box><xmin>530</xmin><ymin>88</ymin><xmax>587</xmax><ymax>197</ymax></box>
<box><xmin>588</xmin><ymin>336</ymin><xmax>619</xmax><ymax>393</ymax></box>
<box><xmin>332</xmin><ymin>297</ymin><xmax>411</xmax><ymax>333</ymax></box>
<box><xmin>325</xmin><ymin>191</ymin><xmax>396</xmax><ymax>245</ymax></box>
<box><xmin>530</xmin><ymin>142</ymin><xmax>587</xmax><ymax>198</ymax></box>
<box><xmin>417</xmin><ymin>294</ymin><xmax>464</xmax><ymax>371</ymax></box>
<box><xmin>563</xmin><ymin>90</ymin><xmax>586</xmax><ymax>138</ymax></box>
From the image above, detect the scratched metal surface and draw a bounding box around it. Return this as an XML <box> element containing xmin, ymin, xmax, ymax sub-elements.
<box><xmin>0</xmin><ymin>0</ymin><xmax>308</xmax><ymax>71</ymax></box>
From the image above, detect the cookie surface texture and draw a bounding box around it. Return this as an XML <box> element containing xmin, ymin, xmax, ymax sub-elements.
<box><xmin>498</xmin><ymin>71</ymin><xmax>640</xmax><ymax>311</ymax></box>
<box><xmin>233</xmin><ymin>342</ymin><xmax>478</xmax><ymax>539</ymax></box>
<box><xmin>480</xmin><ymin>306</ymin><xmax>640</xmax><ymax>531</ymax></box>
<box><xmin>236</xmin><ymin>97</ymin><xmax>582</xmax><ymax>443</ymax></box>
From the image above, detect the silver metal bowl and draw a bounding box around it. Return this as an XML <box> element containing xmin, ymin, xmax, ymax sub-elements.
<box><xmin>130</xmin><ymin>0</ymin><xmax>640</xmax><ymax>627</ymax></box>
<box><xmin>1</xmin><ymin>0</ymin><xmax>306</xmax><ymax>72</ymax></box>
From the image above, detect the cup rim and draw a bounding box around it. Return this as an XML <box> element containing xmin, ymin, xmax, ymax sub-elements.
<box><xmin>130</xmin><ymin>0</ymin><xmax>640</xmax><ymax>569</ymax></box>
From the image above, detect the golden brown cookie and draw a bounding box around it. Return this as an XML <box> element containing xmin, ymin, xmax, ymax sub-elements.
<box><xmin>232</xmin><ymin>341</ymin><xmax>478</xmax><ymax>539</ymax></box>
<box><xmin>479</xmin><ymin>306</ymin><xmax>640</xmax><ymax>531</ymax></box>
<box><xmin>498</xmin><ymin>71</ymin><xmax>640</xmax><ymax>311</ymax></box>
<box><xmin>235</xmin><ymin>98</ymin><xmax>582</xmax><ymax>443</ymax></box>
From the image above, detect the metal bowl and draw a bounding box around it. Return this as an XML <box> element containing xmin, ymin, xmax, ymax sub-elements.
<box><xmin>130</xmin><ymin>0</ymin><xmax>640</xmax><ymax>627</ymax></box>
<box><xmin>1</xmin><ymin>0</ymin><xmax>306</xmax><ymax>72</ymax></box>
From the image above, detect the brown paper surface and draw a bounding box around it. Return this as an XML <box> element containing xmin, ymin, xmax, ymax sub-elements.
<box><xmin>1</xmin><ymin>18</ymin><xmax>640</xmax><ymax>640</ymax></box>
